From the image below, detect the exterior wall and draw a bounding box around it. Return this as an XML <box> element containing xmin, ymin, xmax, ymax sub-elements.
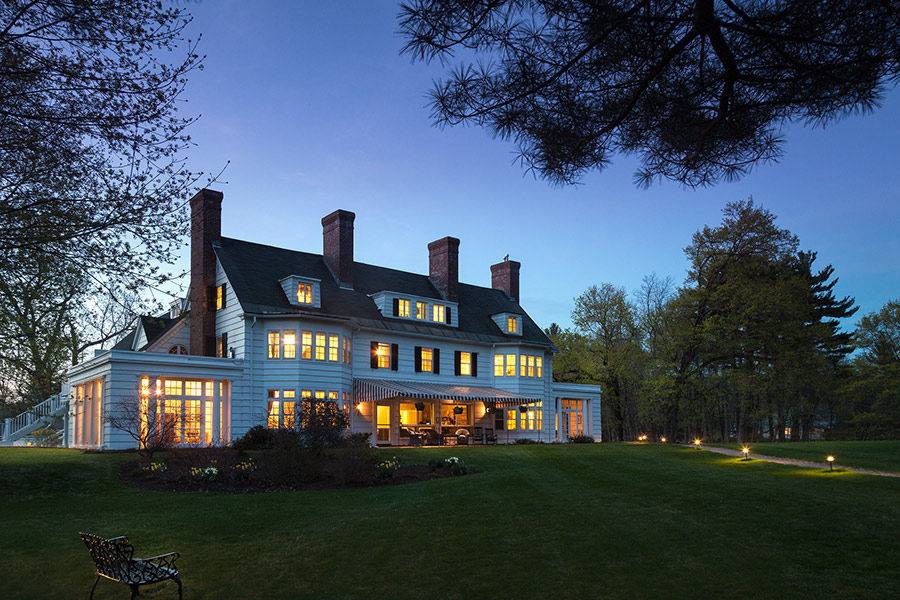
<box><xmin>214</xmin><ymin>259</ymin><xmax>246</xmax><ymax>359</ymax></box>
<box><xmin>551</xmin><ymin>382</ymin><xmax>602</xmax><ymax>442</ymax></box>
<box><xmin>370</xmin><ymin>291</ymin><xmax>459</xmax><ymax>327</ymax></box>
<box><xmin>145</xmin><ymin>319</ymin><xmax>190</xmax><ymax>354</ymax></box>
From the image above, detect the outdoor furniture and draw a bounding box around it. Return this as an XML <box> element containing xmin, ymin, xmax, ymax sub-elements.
<box><xmin>400</xmin><ymin>426</ymin><xmax>425</xmax><ymax>446</ymax></box>
<box><xmin>485</xmin><ymin>431</ymin><xmax>498</xmax><ymax>445</ymax></box>
<box><xmin>455</xmin><ymin>428</ymin><xmax>470</xmax><ymax>445</ymax></box>
<box><xmin>420</xmin><ymin>428</ymin><xmax>442</xmax><ymax>446</ymax></box>
<box><xmin>80</xmin><ymin>532</ymin><xmax>182</xmax><ymax>599</ymax></box>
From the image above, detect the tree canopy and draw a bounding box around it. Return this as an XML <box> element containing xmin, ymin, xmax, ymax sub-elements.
<box><xmin>400</xmin><ymin>0</ymin><xmax>900</xmax><ymax>186</ymax></box>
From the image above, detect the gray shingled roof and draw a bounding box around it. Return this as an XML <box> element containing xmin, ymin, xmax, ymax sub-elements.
<box><xmin>215</xmin><ymin>237</ymin><xmax>553</xmax><ymax>348</ymax></box>
<box><xmin>113</xmin><ymin>314</ymin><xmax>183</xmax><ymax>351</ymax></box>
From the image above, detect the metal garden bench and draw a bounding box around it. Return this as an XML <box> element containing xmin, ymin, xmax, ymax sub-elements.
<box><xmin>79</xmin><ymin>532</ymin><xmax>182</xmax><ymax>599</ymax></box>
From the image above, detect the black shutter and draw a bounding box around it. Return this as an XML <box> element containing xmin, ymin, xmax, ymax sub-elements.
<box><xmin>219</xmin><ymin>332</ymin><xmax>228</xmax><ymax>357</ymax></box>
<box><xmin>205</xmin><ymin>335</ymin><xmax>215</xmax><ymax>356</ymax></box>
<box><xmin>471</xmin><ymin>352</ymin><xmax>478</xmax><ymax>377</ymax></box>
<box><xmin>454</xmin><ymin>351</ymin><xmax>461</xmax><ymax>376</ymax></box>
<box><xmin>433</xmin><ymin>348</ymin><xmax>440</xmax><ymax>374</ymax></box>
<box><xmin>391</xmin><ymin>344</ymin><xmax>399</xmax><ymax>371</ymax></box>
<box><xmin>221</xmin><ymin>283</ymin><xmax>227</xmax><ymax>309</ymax></box>
<box><xmin>445</xmin><ymin>306</ymin><xmax>452</xmax><ymax>324</ymax></box>
<box><xmin>414</xmin><ymin>346</ymin><xmax>422</xmax><ymax>372</ymax></box>
<box><xmin>370</xmin><ymin>342</ymin><xmax>378</xmax><ymax>368</ymax></box>
<box><xmin>392</xmin><ymin>298</ymin><xmax>399</xmax><ymax>316</ymax></box>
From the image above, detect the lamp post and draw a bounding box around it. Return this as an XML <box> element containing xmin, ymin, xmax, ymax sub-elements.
<box><xmin>741</xmin><ymin>446</ymin><xmax>751</xmax><ymax>461</ymax></box>
<box><xmin>693</xmin><ymin>438</ymin><xmax>702</xmax><ymax>448</ymax></box>
<box><xmin>826</xmin><ymin>455</ymin><xmax>835</xmax><ymax>471</ymax></box>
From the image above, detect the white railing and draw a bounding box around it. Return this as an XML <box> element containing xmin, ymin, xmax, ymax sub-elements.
<box><xmin>2</xmin><ymin>393</ymin><xmax>68</xmax><ymax>444</ymax></box>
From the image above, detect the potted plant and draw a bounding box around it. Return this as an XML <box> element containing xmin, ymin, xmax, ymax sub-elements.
<box><xmin>519</xmin><ymin>405</ymin><xmax>528</xmax><ymax>413</ymax></box>
<box><xmin>415</xmin><ymin>401</ymin><xmax>425</xmax><ymax>411</ymax></box>
<box><xmin>453</xmin><ymin>406</ymin><xmax>464</xmax><ymax>415</ymax></box>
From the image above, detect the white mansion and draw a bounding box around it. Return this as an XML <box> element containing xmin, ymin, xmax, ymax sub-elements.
<box><xmin>63</xmin><ymin>189</ymin><xmax>600</xmax><ymax>449</ymax></box>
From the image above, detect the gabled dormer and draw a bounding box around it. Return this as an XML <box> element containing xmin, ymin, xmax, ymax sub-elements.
<box><xmin>492</xmin><ymin>312</ymin><xmax>523</xmax><ymax>336</ymax></box>
<box><xmin>370</xmin><ymin>291</ymin><xmax>458</xmax><ymax>327</ymax></box>
<box><xmin>280</xmin><ymin>275</ymin><xmax>322</xmax><ymax>308</ymax></box>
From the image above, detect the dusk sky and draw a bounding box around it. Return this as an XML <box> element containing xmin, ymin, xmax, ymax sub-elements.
<box><xmin>179</xmin><ymin>0</ymin><xmax>899</xmax><ymax>330</ymax></box>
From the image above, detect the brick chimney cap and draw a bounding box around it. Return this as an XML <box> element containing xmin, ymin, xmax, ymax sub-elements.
<box><xmin>189</xmin><ymin>188</ymin><xmax>223</xmax><ymax>207</ymax></box>
<box><xmin>321</xmin><ymin>209</ymin><xmax>356</xmax><ymax>226</ymax></box>
<box><xmin>427</xmin><ymin>236</ymin><xmax>461</xmax><ymax>251</ymax></box>
<box><xmin>491</xmin><ymin>259</ymin><xmax>521</xmax><ymax>271</ymax></box>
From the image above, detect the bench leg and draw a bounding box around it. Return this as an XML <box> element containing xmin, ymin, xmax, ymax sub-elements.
<box><xmin>176</xmin><ymin>577</ymin><xmax>183</xmax><ymax>599</ymax></box>
<box><xmin>130</xmin><ymin>584</ymin><xmax>140</xmax><ymax>599</ymax></box>
<box><xmin>89</xmin><ymin>575</ymin><xmax>100</xmax><ymax>599</ymax></box>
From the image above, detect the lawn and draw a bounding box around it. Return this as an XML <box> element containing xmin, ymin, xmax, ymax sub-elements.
<box><xmin>717</xmin><ymin>440</ymin><xmax>900</xmax><ymax>472</ymax></box>
<box><xmin>2</xmin><ymin>444</ymin><xmax>899</xmax><ymax>599</ymax></box>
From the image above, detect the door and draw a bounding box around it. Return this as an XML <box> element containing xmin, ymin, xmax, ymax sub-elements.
<box><xmin>560</xmin><ymin>399</ymin><xmax>584</xmax><ymax>439</ymax></box>
<box><xmin>376</xmin><ymin>404</ymin><xmax>391</xmax><ymax>444</ymax></box>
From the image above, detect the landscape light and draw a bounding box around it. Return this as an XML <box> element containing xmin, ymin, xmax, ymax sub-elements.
<box><xmin>741</xmin><ymin>447</ymin><xmax>751</xmax><ymax>460</ymax></box>
<box><xmin>660</xmin><ymin>436</ymin><xmax>667</xmax><ymax>443</ymax></box>
<box><xmin>826</xmin><ymin>455</ymin><xmax>835</xmax><ymax>471</ymax></box>
<box><xmin>693</xmin><ymin>438</ymin><xmax>702</xmax><ymax>448</ymax></box>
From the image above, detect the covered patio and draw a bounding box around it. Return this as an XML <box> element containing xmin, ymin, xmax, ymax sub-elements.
<box><xmin>352</xmin><ymin>378</ymin><xmax>543</xmax><ymax>445</ymax></box>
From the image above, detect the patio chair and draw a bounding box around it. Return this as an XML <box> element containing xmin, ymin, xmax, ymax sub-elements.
<box><xmin>420</xmin><ymin>428</ymin><xmax>442</xmax><ymax>446</ymax></box>
<box><xmin>400</xmin><ymin>426</ymin><xmax>425</xmax><ymax>446</ymax></box>
<box><xmin>79</xmin><ymin>532</ymin><xmax>182</xmax><ymax>599</ymax></box>
<box><xmin>485</xmin><ymin>431</ymin><xmax>498</xmax><ymax>445</ymax></box>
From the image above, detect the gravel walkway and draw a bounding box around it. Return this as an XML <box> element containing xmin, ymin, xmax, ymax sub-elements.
<box><xmin>698</xmin><ymin>445</ymin><xmax>900</xmax><ymax>478</ymax></box>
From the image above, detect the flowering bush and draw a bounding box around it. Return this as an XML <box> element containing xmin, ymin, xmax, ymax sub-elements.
<box><xmin>376</xmin><ymin>456</ymin><xmax>400</xmax><ymax>479</ymax></box>
<box><xmin>428</xmin><ymin>456</ymin><xmax>469</xmax><ymax>475</ymax></box>
<box><xmin>144</xmin><ymin>461</ymin><xmax>168</xmax><ymax>473</ymax></box>
<box><xmin>234</xmin><ymin>458</ymin><xmax>254</xmax><ymax>472</ymax></box>
<box><xmin>190</xmin><ymin>466</ymin><xmax>219</xmax><ymax>481</ymax></box>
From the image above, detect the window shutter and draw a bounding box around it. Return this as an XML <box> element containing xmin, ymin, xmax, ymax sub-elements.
<box><xmin>414</xmin><ymin>346</ymin><xmax>422</xmax><ymax>372</ymax></box>
<box><xmin>454</xmin><ymin>351</ymin><xmax>461</xmax><ymax>376</ymax></box>
<box><xmin>433</xmin><ymin>348</ymin><xmax>440</xmax><ymax>374</ymax></box>
<box><xmin>445</xmin><ymin>306</ymin><xmax>452</xmax><ymax>324</ymax></box>
<box><xmin>370</xmin><ymin>342</ymin><xmax>378</xmax><ymax>369</ymax></box>
<box><xmin>471</xmin><ymin>352</ymin><xmax>478</xmax><ymax>377</ymax></box>
<box><xmin>205</xmin><ymin>335</ymin><xmax>215</xmax><ymax>356</ymax></box>
<box><xmin>390</xmin><ymin>344</ymin><xmax>399</xmax><ymax>371</ymax></box>
<box><xmin>392</xmin><ymin>298</ymin><xmax>399</xmax><ymax>316</ymax></box>
<box><xmin>221</xmin><ymin>332</ymin><xmax>228</xmax><ymax>357</ymax></box>
<box><xmin>221</xmin><ymin>283</ymin><xmax>227</xmax><ymax>309</ymax></box>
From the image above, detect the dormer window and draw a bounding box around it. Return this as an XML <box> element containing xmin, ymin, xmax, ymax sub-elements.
<box><xmin>397</xmin><ymin>298</ymin><xmax>410</xmax><ymax>318</ymax></box>
<box><xmin>416</xmin><ymin>301</ymin><xmax>427</xmax><ymax>320</ymax></box>
<box><xmin>212</xmin><ymin>284</ymin><xmax>226</xmax><ymax>311</ymax></box>
<box><xmin>297</xmin><ymin>282</ymin><xmax>313</xmax><ymax>304</ymax></box>
<box><xmin>433</xmin><ymin>304</ymin><xmax>445</xmax><ymax>322</ymax></box>
<box><xmin>507</xmin><ymin>316</ymin><xmax>518</xmax><ymax>334</ymax></box>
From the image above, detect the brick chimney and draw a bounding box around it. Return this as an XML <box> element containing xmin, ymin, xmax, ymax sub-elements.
<box><xmin>491</xmin><ymin>259</ymin><xmax>521</xmax><ymax>302</ymax></box>
<box><xmin>428</xmin><ymin>236</ymin><xmax>460</xmax><ymax>301</ymax></box>
<box><xmin>322</xmin><ymin>209</ymin><xmax>355</xmax><ymax>287</ymax></box>
<box><xmin>189</xmin><ymin>188</ymin><xmax>223</xmax><ymax>356</ymax></box>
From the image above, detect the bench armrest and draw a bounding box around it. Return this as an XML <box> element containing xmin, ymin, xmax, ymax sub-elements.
<box><xmin>137</xmin><ymin>552</ymin><xmax>180</xmax><ymax>570</ymax></box>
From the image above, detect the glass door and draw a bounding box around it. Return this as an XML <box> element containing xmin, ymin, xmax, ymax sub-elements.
<box><xmin>376</xmin><ymin>404</ymin><xmax>391</xmax><ymax>444</ymax></box>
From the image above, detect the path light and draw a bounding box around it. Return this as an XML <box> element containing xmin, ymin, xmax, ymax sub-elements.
<box><xmin>826</xmin><ymin>455</ymin><xmax>836</xmax><ymax>471</ymax></box>
<box><xmin>693</xmin><ymin>438</ymin><xmax>702</xmax><ymax>448</ymax></box>
<box><xmin>660</xmin><ymin>436</ymin><xmax>667</xmax><ymax>443</ymax></box>
<box><xmin>741</xmin><ymin>446</ymin><xmax>751</xmax><ymax>461</ymax></box>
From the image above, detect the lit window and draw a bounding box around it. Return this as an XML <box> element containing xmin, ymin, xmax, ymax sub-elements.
<box><xmin>536</xmin><ymin>356</ymin><xmax>543</xmax><ymax>378</ymax></box>
<box><xmin>184</xmin><ymin>400</ymin><xmax>201</xmax><ymax>443</ymax></box>
<box><xmin>343</xmin><ymin>336</ymin><xmax>350</xmax><ymax>363</ymax></box>
<box><xmin>329</xmin><ymin>334</ymin><xmax>339</xmax><ymax>361</ymax></box>
<box><xmin>283</xmin><ymin>390</ymin><xmax>296</xmax><ymax>429</ymax></box>
<box><xmin>216</xmin><ymin>334</ymin><xmax>227</xmax><ymax>358</ymax></box>
<box><xmin>433</xmin><ymin>304</ymin><xmax>445</xmax><ymax>322</ymax></box>
<box><xmin>215</xmin><ymin>284</ymin><xmax>225</xmax><ymax>311</ymax></box>
<box><xmin>301</xmin><ymin>331</ymin><xmax>312</xmax><ymax>360</ymax></box>
<box><xmin>506</xmin><ymin>409</ymin><xmax>517</xmax><ymax>431</ymax></box>
<box><xmin>416</xmin><ymin>301</ymin><xmax>427</xmax><ymax>320</ymax></box>
<box><xmin>328</xmin><ymin>391</ymin><xmax>338</xmax><ymax>401</ymax></box>
<box><xmin>283</xmin><ymin>330</ymin><xmax>296</xmax><ymax>359</ymax></box>
<box><xmin>164</xmin><ymin>380</ymin><xmax>182</xmax><ymax>396</ymax></box>
<box><xmin>169</xmin><ymin>344</ymin><xmax>187</xmax><ymax>355</ymax></box>
<box><xmin>296</xmin><ymin>282</ymin><xmax>313</xmax><ymax>304</ymax></box>
<box><xmin>494</xmin><ymin>354</ymin><xmax>503</xmax><ymax>377</ymax></box>
<box><xmin>267</xmin><ymin>332</ymin><xmax>280</xmax><ymax>359</ymax></box>
<box><xmin>301</xmin><ymin>390</ymin><xmax>312</xmax><ymax>400</ymax></box>
<box><xmin>507</xmin><ymin>316</ymin><xmax>517</xmax><ymax>333</ymax></box>
<box><xmin>397</xmin><ymin>298</ymin><xmax>410</xmax><ymax>318</ymax></box>
<box><xmin>421</xmin><ymin>348</ymin><xmax>433</xmax><ymax>372</ymax></box>
<box><xmin>505</xmin><ymin>354</ymin><xmax>516</xmax><ymax>377</ymax></box>
<box><xmin>315</xmin><ymin>390</ymin><xmax>326</xmax><ymax>400</ymax></box>
<box><xmin>528</xmin><ymin>355</ymin><xmax>535</xmax><ymax>377</ymax></box>
<box><xmin>520</xmin><ymin>355</ymin><xmax>527</xmax><ymax>377</ymax></box>
<box><xmin>204</xmin><ymin>399</ymin><xmax>213</xmax><ymax>443</ymax></box>
<box><xmin>459</xmin><ymin>351</ymin><xmax>472</xmax><ymax>376</ymax></box>
<box><xmin>315</xmin><ymin>332</ymin><xmax>326</xmax><ymax>360</ymax></box>
<box><xmin>375</xmin><ymin>343</ymin><xmax>391</xmax><ymax>369</ymax></box>
<box><xmin>164</xmin><ymin>399</ymin><xmax>182</xmax><ymax>443</ymax></box>
<box><xmin>184</xmin><ymin>381</ymin><xmax>202</xmax><ymax>396</ymax></box>
<box><xmin>267</xmin><ymin>390</ymin><xmax>280</xmax><ymax>429</ymax></box>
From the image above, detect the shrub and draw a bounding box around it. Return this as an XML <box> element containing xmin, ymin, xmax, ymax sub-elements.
<box><xmin>376</xmin><ymin>456</ymin><xmax>400</xmax><ymax>479</ymax></box>
<box><xmin>514</xmin><ymin>438</ymin><xmax>540</xmax><ymax>444</ymax></box>
<box><xmin>341</xmin><ymin>432</ymin><xmax>372</xmax><ymax>448</ymax></box>
<box><xmin>30</xmin><ymin>427</ymin><xmax>61</xmax><ymax>447</ymax></box>
<box><xmin>190</xmin><ymin>466</ymin><xmax>219</xmax><ymax>481</ymax></box>
<box><xmin>569</xmin><ymin>434</ymin><xmax>595</xmax><ymax>443</ymax></box>
<box><xmin>429</xmin><ymin>456</ymin><xmax>469</xmax><ymax>475</ymax></box>
<box><xmin>233</xmin><ymin>425</ymin><xmax>273</xmax><ymax>451</ymax></box>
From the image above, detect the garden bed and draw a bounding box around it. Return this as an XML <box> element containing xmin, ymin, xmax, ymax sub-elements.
<box><xmin>120</xmin><ymin>447</ymin><xmax>470</xmax><ymax>493</ymax></box>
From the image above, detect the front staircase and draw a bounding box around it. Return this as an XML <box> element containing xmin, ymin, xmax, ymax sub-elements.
<box><xmin>0</xmin><ymin>393</ymin><xmax>68</xmax><ymax>446</ymax></box>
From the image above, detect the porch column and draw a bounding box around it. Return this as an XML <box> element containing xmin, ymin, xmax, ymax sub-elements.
<box><xmin>212</xmin><ymin>379</ymin><xmax>221</xmax><ymax>446</ymax></box>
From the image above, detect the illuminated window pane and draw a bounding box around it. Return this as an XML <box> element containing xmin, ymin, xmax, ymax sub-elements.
<box><xmin>164</xmin><ymin>380</ymin><xmax>182</xmax><ymax>396</ymax></box>
<box><xmin>315</xmin><ymin>332</ymin><xmax>326</xmax><ymax>360</ymax></box>
<box><xmin>329</xmin><ymin>334</ymin><xmax>339</xmax><ymax>361</ymax></box>
<box><xmin>164</xmin><ymin>399</ymin><xmax>181</xmax><ymax>443</ymax></box>
<box><xmin>375</xmin><ymin>343</ymin><xmax>391</xmax><ymax>369</ymax></box>
<box><xmin>296</xmin><ymin>282</ymin><xmax>313</xmax><ymax>304</ymax></box>
<box><xmin>267</xmin><ymin>332</ymin><xmax>280</xmax><ymax>359</ymax></box>
<box><xmin>505</xmin><ymin>354</ymin><xmax>516</xmax><ymax>377</ymax></box>
<box><xmin>415</xmin><ymin>301</ymin><xmax>427</xmax><ymax>320</ymax></box>
<box><xmin>204</xmin><ymin>400</ymin><xmax>213</xmax><ymax>443</ymax></box>
<box><xmin>315</xmin><ymin>390</ymin><xmax>326</xmax><ymax>400</ymax></box>
<box><xmin>506</xmin><ymin>409</ymin><xmax>517</xmax><ymax>431</ymax></box>
<box><xmin>459</xmin><ymin>352</ymin><xmax>471</xmax><ymax>376</ymax></box>
<box><xmin>283</xmin><ymin>330</ymin><xmax>296</xmax><ymax>359</ymax></box>
<box><xmin>184</xmin><ymin>381</ymin><xmax>202</xmax><ymax>396</ymax></box>
<box><xmin>184</xmin><ymin>400</ymin><xmax>201</xmax><ymax>443</ymax></box>
<box><xmin>520</xmin><ymin>355</ymin><xmax>527</xmax><ymax>377</ymax></box>
<box><xmin>283</xmin><ymin>401</ymin><xmax>295</xmax><ymax>429</ymax></box>
<box><xmin>267</xmin><ymin>400</ymin><xmax>280</xmax><ymax>429</ymax></box>
<box><xmin>215</xmin><ymin>285</ymin><xmax>224</xmax><ymax>310</ymax></box>
<box><xmin>327</xmin><ymin>391</ymin><xmax>338</xmax><ymax>401</ymax></box>
<box><xmin>528</xmin><ymin>355</ymin><xmax>535</xmax><ymax>377</ymax></box>
<box><xmin>507</xmin><ymin>316</ymin><xmax>517</xmax><ymax>333</ymax></box>
<box><xmin>301</xmin><ymin>331</ymin><xmax>312</xmax><ymax>359</ymax></box>
<box><xmin>397</xmin><ymin>298</ymin><xmax>410</xmax><ymax>317</ymax></box>
<box><xmin>433</xmin><ymin>304</ymin><xmax>445</xmax><ymax>322</ymax></box>
<box><xmin>536</xmin><ymin>356</ymin><xmax>543</xmax><ymax>378</ymax></box>
<box><xmin>494</xmin><ymin>354</ymin><xmax>503</xmax><ymax>376</ymax></box>
<box><xmin>421</xmin><ymin>348</ymin><xmax>433</xmax><ymax>372</ymax></box>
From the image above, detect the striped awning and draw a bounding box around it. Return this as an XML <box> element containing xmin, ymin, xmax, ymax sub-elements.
<box><xmin>353</xmin><ymin>378</ymin><xmax>541</xmax><ymax>407</ymax></box>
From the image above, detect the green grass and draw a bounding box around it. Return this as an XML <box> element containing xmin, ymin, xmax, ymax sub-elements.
<box><xmin>717</xmin><ymin>440</ymin><xmax>900</xmax><ymax>472</ymax></box>
<box><xmin>2</xmin><ymin>445</ymin><xmax>899</xmax><ymax>599</ymax></box>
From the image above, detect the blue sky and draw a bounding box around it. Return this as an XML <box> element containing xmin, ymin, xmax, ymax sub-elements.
<box><xmin>179</xmin><ymin>0</ymin><xmax>899</xmax><ymax>330</ymax></box>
